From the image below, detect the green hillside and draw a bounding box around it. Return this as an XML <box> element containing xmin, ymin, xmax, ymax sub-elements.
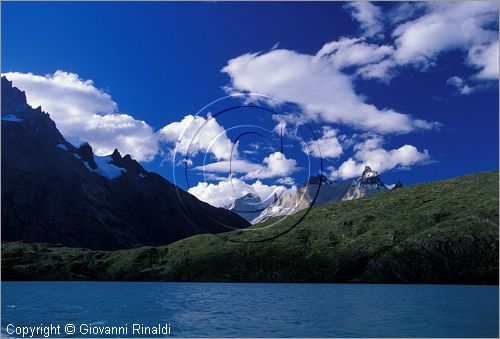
<box><xmin>2</xmin><ymin>171</ymin><xmax>498</xmax><ymax>283</ymax></box>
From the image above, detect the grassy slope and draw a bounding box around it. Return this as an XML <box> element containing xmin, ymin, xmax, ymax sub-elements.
<box><xmin>2</xmin><ymin>171</ymin><xmax>499</xmax><ymax>283</ymax></box>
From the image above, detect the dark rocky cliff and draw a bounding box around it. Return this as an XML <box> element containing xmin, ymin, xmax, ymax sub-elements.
<box><xmin>1</xmin><ymin>77</ymin><xmax>249</xmax><ymax>250</ymax></box>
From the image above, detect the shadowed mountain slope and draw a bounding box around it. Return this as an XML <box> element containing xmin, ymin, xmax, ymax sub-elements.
<box><xmin>2</xmin><ymin>171</ymin><xmax>498</xmax><ymax>283</ymax></box>
<box><xmin>1</xmin><ymin>77</ymin><xmax>249</xmax><ymax>250</ymax></box>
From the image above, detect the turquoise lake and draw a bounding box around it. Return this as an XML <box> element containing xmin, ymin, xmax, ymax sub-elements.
<box><xmin>1</xmin><ymin>282</ymin><xmax>498</xmax><ymax>337</ymax></box>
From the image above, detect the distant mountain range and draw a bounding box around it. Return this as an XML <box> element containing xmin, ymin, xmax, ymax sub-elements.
<box><xmin>1</xmin><ymin>77</ymin><xmax>249</xmax><ymax>250</ymax></box>
<box><xmin>230</xmin><ymin>167</ymin><xmax>402</xmax><ymax>224</ymax></box>
<box><xmin>4</xmin><ymin>171</ymin><xmax>497</xmax><ymax>283</ymax></box>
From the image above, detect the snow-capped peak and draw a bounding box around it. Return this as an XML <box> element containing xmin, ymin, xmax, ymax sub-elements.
<box><xmin>343</xmin><ymin>166</ymin><xmax>388</xmax><ymax>201</ymax></box>
<box><xmin>361</xmin><ymin>166</ymin><xmax>377</xmax><ymax>179</ymax></box>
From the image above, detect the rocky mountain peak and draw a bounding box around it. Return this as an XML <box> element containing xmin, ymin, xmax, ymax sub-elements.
<box><xmin>75</xmin><ymin>143</ymin><xmax>97</xmax><ymax>169</ymax></box>
<box><xmin>1</xmin><ymin>76</ymin><xmax>66</xmax><ymax>148</ymax></box>
<box><xmin>343</xmin><ymin>166</ymin><xmax>388</xmax><ymax>201</ymax></box>
<box><xmin>362</xmin><ymin>166</ymin><xmax>373</xmax><ymax>175</ymax></box>
<box><xmin>2</xmin><ymin>78</ymin><xmax>250</xmax><ymax>250</ymax></box>
<box><xmin>231</xmin><ymin>192</ymin><xmax>262</xmax><ymax>205</ymax></box>
<box><xmin>361</xmin><ymin>166</ymin><xmax>377</xmax><ymax>178</ymax></box>
<box><xmin>359</xmin><ymin>166</ymin><xmax>385</xmax><ymax>186</ymax></box>
<box><xmin>1</xmin><ymin>77</ymin><xmax>28</xmax><ymax>113</ymax></box>
<box><xmin>303</xmin><ymin>174</ymin><xmax>333</xmax><ymax>187</ymax></box>
<box><xmin>77</xmin><ymin>143</ymin><xmax>93</xmax><ymax>157</ymax></box>
<box><xmin>111</xmin><ymin>148</ymin><xmax>122</xmax><ymax>161</ymax></box>
<box><xmin>109</xmin><ymin>149</ymin><xmax>147</xmax><ymax>175</ymax></box>
<box><xmin>250</xmin><ymin>190</ymin><xmax>301</xmax><ymax>225</ymax></box>
<box><xmin>229</xmin><ymin>192</ymin><xmax>264</xmax><ymax>223</ymax></box>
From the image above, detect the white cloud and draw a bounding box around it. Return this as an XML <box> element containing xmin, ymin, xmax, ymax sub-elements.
<box><xmin>4</xmin><ymin>71</ymin><xmax>242</xmax><ymax>164</ymax></box>
<box><xmin>222</xmin><ymin>49</ymin><xmax>436</xmax><ymax>134</ymax></box>
<box><xmin>387</xmin><ymin>2</ymin><xmax>425</xmax><ymax>26</ymax></box>
<box><xmin>188</xmin><ymin>178</ymin><xmax>293</xmax><ymax>208</ymax></box>
<box><xmin>467</xmin><ymin>42</ymin><xmax>499</xmax><ymax>80</ymax></box>
<box><xmin>276</xmin><ymin>176</ymin><xmax>295</xmax><ymax>186</ymax></box>
<box><xmin>195</xmin><ymin>159</ymin><xmax>262</xmax><ymax>175</ymax></box>
<box><xmin>331</xmin><ymin>136</ymin><xmax>430</xmax><ymax>179</ymax></box>
<box><xmin>158</xmin><ymin>114</ymin><xmax>236</xmax><ymax>161</ymax></box>
<box><xmin>352</xmin><ymin>2</ymin><xmax>499</xmax><ymax>82</ymax></box>
<box><xmin>241</xmin><ymin>141</ymin><xmax>262</xmax><ymax>155</ymax></box>
<box><xmin>195</xmin><ymin>151</ymin><xmax>298</xmax><ymax>180</ymax></box>
<box><xmin>447</xmin><ymin>76</ymin><xmax>475</xmax><ymax>95</ymax></box>
<box><xmin>302</xmin><ymin>126</ymin><xmax>343</xmax><ymax>159</ymax></box>
<box><xmin>5</xmin><ymin>71</ymin><xmax>159</xmax><ymax>161</ymax></box>
<box><xmin>392</xmin><ymin>2</ymin><xmax>498</xmax><ymax>67</ymax></box>
<box><xmin>355</xmin><ymin>58</ymin><xmax>396</xmax><ymax>82</ymax></box>
<box><xmin>345</xmin><ymin>2</ymin><xmax>384</xmax><ymax>38</ymax></box>
<box><xmin>316</xmin><ymin>37</ymin><xmax>394</xmax><ymax>70</ymax></box>
<box><xmin>246</xmin><ymin>152</ymin><xmax>298</xmax><ymax>180</ymax></box>
<box><xmin>202</xmin><ymin>173</ymin><xmax>230</xmax><ymax>182</ymax></box>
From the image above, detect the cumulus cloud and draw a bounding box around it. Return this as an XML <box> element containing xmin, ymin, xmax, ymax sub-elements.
<box><xmin>330</xmin><ymin>136</ymin><xmax>430</xmax><ymax>179</ymax></box>
<box><xmin>222</xmin><ymin>49</ymin><xmax>436</xmax><ymax>134</ymax></box>
<box><xmin>195</xmin><ymin>151</ymin><xmax>298</xmax><ymax>180</ymax></box>
<box><xmin>302</xmin><ymin>126</ymin><xmax>343</xmax><ymax>159</ymax></box>
<box><xmin>188</xmin><ymin>178</ymin><xmax>294</xmax><ymax>208</ymax></box>
<box><xmin>246</xmin><ymin>152</ymin><xmax>298</xmax><ymax>180</ymax></box>
<box><xmin>345</xmin><ymin>2</ymin><xmax>384</xmax><ymax>38</ymax></box>
<box><xmin>5</xmin><ymin>71</ymin><xmax>159</xmax><ymax>161</ymax></box>
<box><xmin>158</xmin><ymin>114</ymin><xmax>236</xmax><ymax>161</ymax></box>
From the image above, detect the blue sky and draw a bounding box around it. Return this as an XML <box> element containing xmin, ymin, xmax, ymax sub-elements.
<box><xmin>2</xmin><ymin>1</ymin><xmax>499</xmax><ymax>207</ymax></box>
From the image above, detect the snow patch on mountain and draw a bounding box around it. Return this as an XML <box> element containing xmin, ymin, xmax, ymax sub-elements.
<box><xmin>57</xmin><ymin>143</ymin><xmax>69</xmax><ymax>151</ymax></box>
<box><xmin>71</xmin><ymin>149</ymin><xmax>126</xmax><ymax>179</ymax></box>
<box><xmin>230</xmin><ymin>166</ymin><xmax>402</xmax><ymax>224</ymax></box>
<box><xmin>251</xmin><ymin>191</ymin><xmax>302</xmax><ymax>224</ymax></box>
<box><xmin>93</xmin><ymin>156</ymin><xmax>127</xmax><ymax>179</ymax></box>
<box><xmin>342</xmin><ymin>166</ymin><xmax>388</xmax><ymax>201</ymax></box>
<box><xmin>229</xmin><ymin>193</ymin><xmax>264</xmax><ymax>222</ymax></box>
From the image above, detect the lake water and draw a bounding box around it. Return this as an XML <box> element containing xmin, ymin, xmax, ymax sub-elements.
<box><xmin>1</xmin><ymin>282</ymin><xmax>498</xmax><ymax>338</ymax></box>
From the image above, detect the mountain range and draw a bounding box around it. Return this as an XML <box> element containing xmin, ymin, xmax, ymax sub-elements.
<box><xmin>1</xmin><ymin>77</ymin><xmax>249</xmax><ymax>250</ymax></box>
<box><xmin>3</xmin><ymin>170</ymin><xmax>497</xmax><ymax>283</ymax></box>
<box><xmin>2</xmin><ymin>75</ymin><xmax>398</xmax><ymax>249</ymax></box>
<box><xmin>2</xmin><ymin>77</ymin><xmax>497</xmax><ymax>284</ymax></box>
<box><xmin>230</xmin><ymin>167</ymin><xmax>402</xmax><ymax>224</ymax></box>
